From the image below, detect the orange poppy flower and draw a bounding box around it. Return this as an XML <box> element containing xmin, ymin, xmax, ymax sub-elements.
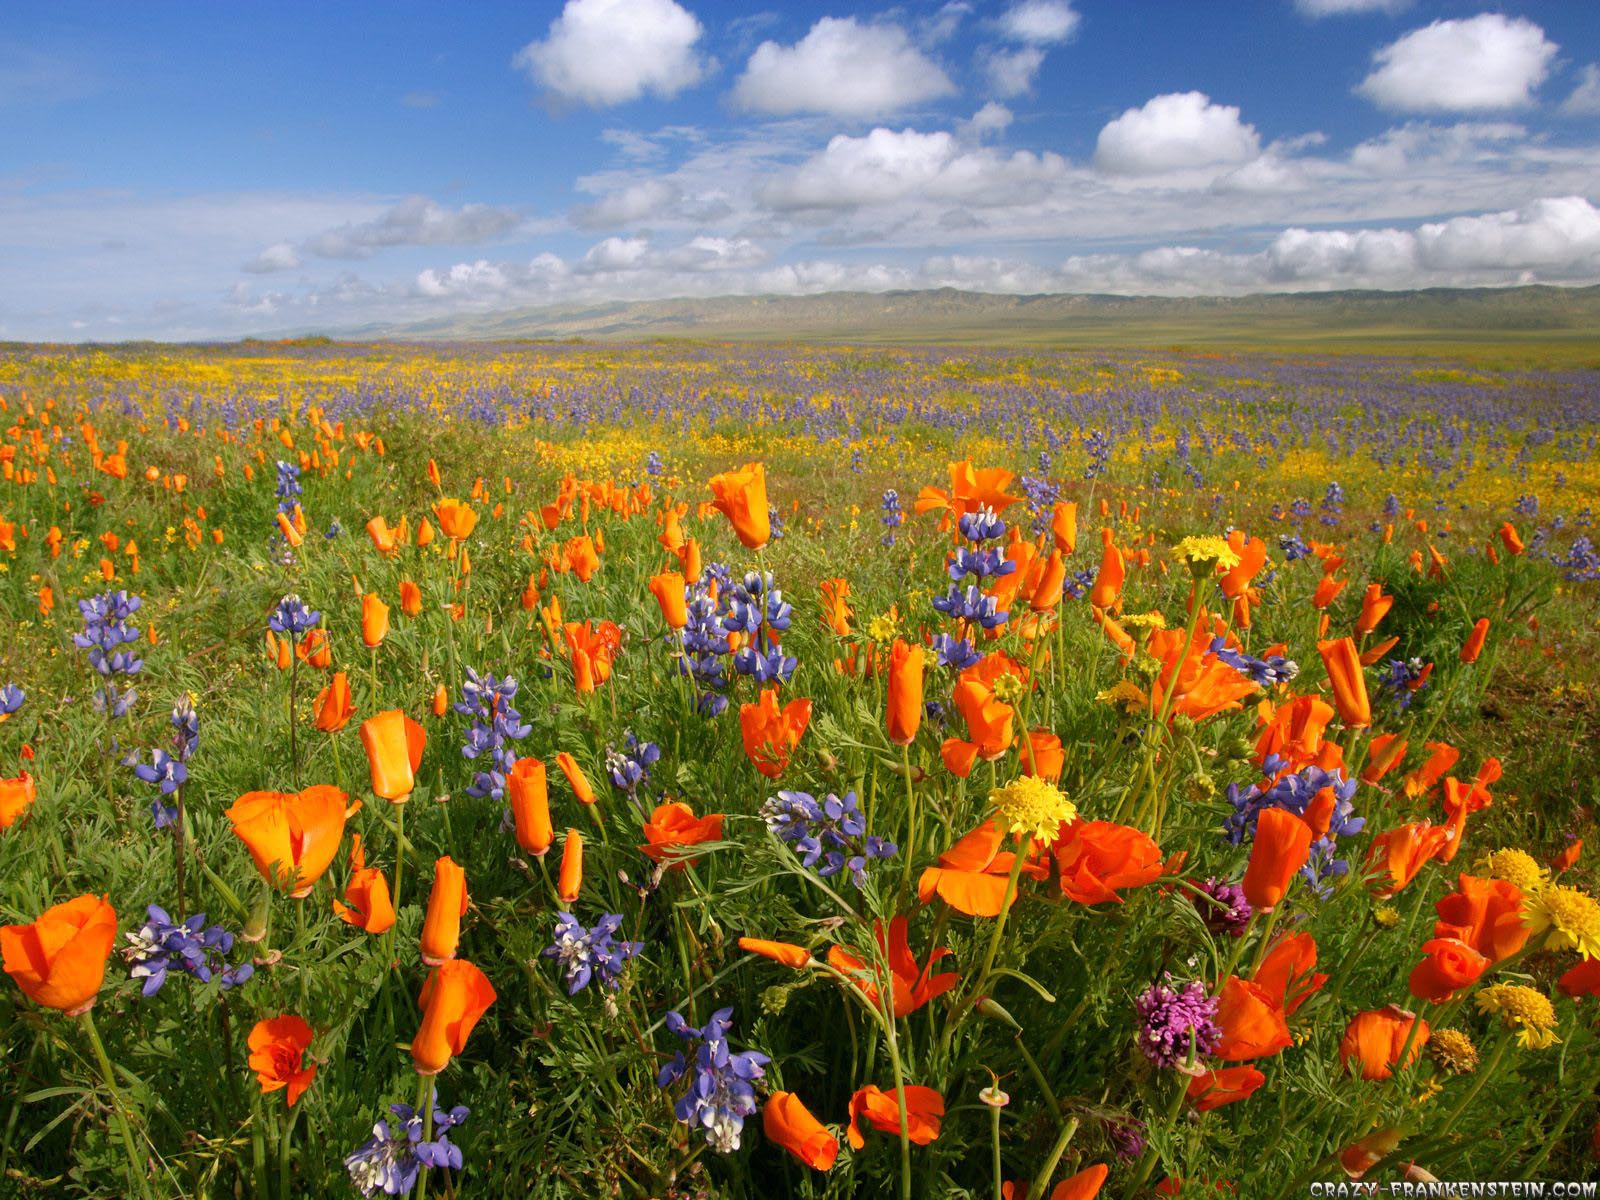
<box><xmin>313</xmin><ymin>671</ymin><xmax>354</xmax><ymax>732</ymax></box>
<box><xmin>763</xmin><ymin>1091</ymin><xmax>839</xmax><ymax>1171</ymax></box>
<box><xmin>1339</xmin><ymin>1128</ymin><xmax>1404</xmax><ymax>1180</ymax></box>
<box><xmin>558</xmin><ymin>828</ymin><xmax>583</xmax><ymax>904</ymax></box>
<box><xmin>564</xmin><ymin>620</ymin><xmax>621</xmax><ymax>693</ymax></box>
<box><xmin>554</xmin><ymin>751</ymin><xmax>596</xmax><ymax>805</ymax></box>
<box><xmin>1251</xmin><ymin>932</ymin><xmax>1327</xmax><ymax>1016</ymax></box>
<box><xmin>740</xmin><ymin>937</ymin><xmax>813</xmax><ymax>970</ymax></box>
<box><xmin>361</xmin><ymin>592</ymin><xmax>389</xmax><ymax>648</ymax></box>
<box><xmin>1218</xmin><ymin>530</ymin><xmax>1267</xmax><ymax>599</ymax></box>
<box><xmin>296</xmin><ymin>627</ymin><xmax>332</xmax><ymax>669</ymax></box>
<box><xmin>1497</xmin><ymin>522</ymin><xmax>1524</xmax><ymax>556</ymax></box>
<box><xmin>918</xmin><ymin>820</ymin><xmax>1049</xmax><ymax>916</ymax></box>
<box><xmin>431</xmin><ymin>683</ymin><xmax>448</xmax><ymax>717</ymax></box>
<box><xmin>818</xmin><ymin>578</ymin><xmax>853</xmax><ymax>636</ymax></box>
<box><xmin>1317</xmin><ymin>637</ymin><xmax>1370</xmax><ymax>728</ymax></box>
<box><xmin>846</xmin><ymin>1084</ymin><xmax>944</xmax><ymax>1149</ymax></box>
<box><xmin>1052</xmin><ymin>819</ymin><xmax>1164</xmax><ymax>904</ymax></box>
<box><xmin>1551</xmin><ymin>838</ymin><xmax>1582</xmax><ymax>873</ymax></box>
<box><xmin>225</xmin><ymin>785</ymin><xmax>348</xmax><ymax>897</ymax></box>
<box><xmin>739</xmin><ymin>687</ymin><xmax>812</xmax><ymax>778</ymax></box>
<box><xmin>1050</xmin><ymin>501</ymin><xmax>1077</xmax><ymax>556</ymax></box>
<box><xmin>396</xmin><ymin>579</ymin><xmax>422</xmax><ymax>618</ymax></box>
<box><xmin>412</xmin><ymin>959</ymin><xmax>497</xmax><ymax>1075</ymax></box>
<box><xmin>1187</xmin><ymin>1065</ymin><xmax>1266</xmax><ymax>1112</ymax></box>
<box><xmin>913</xmin><ymin>460</ymin><xmax>1018</xmax><ymax>520</ymax></box>
<box><xmin>944</xmin><ymin>677</ymin><xmax>1014</xmax><ymax>767</ymax></box>
<box><xmin>648</xmin><ymin>571</ymin><xmax>688</xmax><ymax>629</ymax></box>
<box><xmin>420</xmin><ymin>856</ymin><xmax>468</xmax><ymax>966</ymax></box>
<box><xmin>1557</xmin><ymin>957</ymin><xmax>1600</xmax><ymax>999</ymax></box>
<box><xmin>359</xmin><ymin>709</ymin><xmax>426</xmax><ymax>801</ymax></box>
<box><xmin>1242</xmin><ymin>808</ymin><xmax>1313</xmax><ymax>913</ymax></box>
<box><xmin>365</xmin><ymin>515</ymin><xmax>399</xmax><ymax>555</ymax></box>
<box><xmin>1459</xmin><ymin>617</ymin><xmax>1490</xmax><ymax>664</ymax></box>
<box><xmin>247</xmin><ymin>1015</ymin><xmax>317</xmax><ymax>1106</ymax></box>
<box><xmin>1433</xmin><ymin>874</ymin><xmax>1528</xmax><ymax>962</ymax></box>
<box><xmin>639</xmin><ymin>801</ymin><xmax>724</xmax><ymax>867</ymax></box>
<box><xmin>707</xmin><ymin>461</ymin><xmax>771</xmax><ymax>549</ymax></box>
<box><xmin>1</xmin><ymin>893</ymin><xmax>118</xmax><ymax>1013</ymax></box>
<box><xmin>332</xmin><ymin>835</ymin><xmax>395</xmax><ymax>934</ymax></box>
<box><xmin>508</xmin><ymin>757</ymin><xmax>553</xmax><ymax>857</ymax></box>
<box><xmin>1021</xmin><ymin>728</ymin><xmax>1064</xmax><ymax>782</ymax></box>
<box><xmin>1311</xmin><ymin>575</ymin><xmax>1346</xmax><ymax>610</ymax></box>
<box><xmin>1339</xmin><ymin>1005</ymin><xmax>1428</xmax><ymax>1081</ymax></box>
<box><xmin>265</xmin><ymin>629</ymin><xmax>292</xmax><ymax>671</ymax></box>
<box><xmin>0</xmin><ymin>771</ymin><xmax>37</xmax><ymax>830</ymax></box>
<box><xmin>825</xmin><ymin>915</ymin><xmax>959</xmax><ymax>1018</ymax></box>
<box><xmin>1355</xmin><ymin>583</ymin><xmax>1393</xmax><ymax>636</ymax></box>
<box><xmin>433</xmin><ymin>498</ymin><xmax>477</xmax><ymax>541</ymax></box>
<box><xmin>1254</xmin><ymin>695</ymin><xmax>1336</xmax><ymax>774</ymax></box>
<box><xmin>1029</xmin><ymin>548</ymin><xmax>1067</xmax><ymax>611</ymax></box>
<box><xmin>886</xmin><ymin>639</ymin><xmax>924</xmax><ymax>746</ymax></box>
<box><xmin>1088</xmin><ymin>533</ymin><xmax>1125</xmax><ymax>611</ymax></box>
<box><xmin>1360</xmin><ymin>732</ymin><xmax>1408</xmax><ymax>785</ymax></box>
<box><xmin>1213</xmin><ymin>976</ymin><xmax>1292</xmax><ymax>1061</ymax></box>
<box><xmin>1407</xmin><ymin>937</ymin><xmax>1488</xmax><ymax>1004</ymax></box>
<box><xmin>1148</xmin><ymin>623</ymin><xmax>1259</xmax><ymax>723</ymax></box>
<box><xmin>1364</xmin><ymin>822</ymin><xmax>1449</xmax><ymax>899</ymax></box>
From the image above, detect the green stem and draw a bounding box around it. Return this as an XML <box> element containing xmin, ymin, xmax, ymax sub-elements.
<box><xmin>1439</xmin><ymin>1032</ymin><xmax>1510</xmax><ymax>1131</ymax></box>
<box><xmin>1030</xmin><ymin>1116</ymin><xmax>1081</xmax><ymax>1199</ymax></box>
<box><xmin>277</xmin><ymin>1100</ymin><xmax>301</xmax><ymax>1200</ymax></box>
<box><xmin>415</xmin><ymin>1073</ymin><xmax>435</xmax><ymax>1200</ymax></box>
<box><xmin>80</xmin><ymin>1010</ymin><xmax>150</xmax><ymax>1200</ymax></box>
<box><xmin>990</xmin><ymin>1102</ymin><xmax>1004</xmax><ymax>1200</ymax></box>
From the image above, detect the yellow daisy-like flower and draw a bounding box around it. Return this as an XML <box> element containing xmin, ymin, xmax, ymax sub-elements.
<box><xmin>1171</xmin><ymin>535</ymin><xmax>1241</xmax><ymax>574</ymax></box>
<box><xmin>990</xmin><ymin>776</ymin><xmax>1077</xmax><ymax>845</ymax></box>
<box><xmin>1096</xmin><ymin>680</ymin><xmax>1148</xmax><ymax>715</ymax></box>
<box><xmin>1372</xmin><ymin>905</ymin><xmax>1401</xmax><ymax>929</ymax></box>
<box><xmin>1521</xmin><ymin>883</ymin><xmax>1600</xmax><ymax>960</ymax></box>
<box><xmin>1477</xmin><ymin>847</ymin><xmax>1547</xmax><ymax>893</ymax></box>
<box><xmin>1429</xmin><ymin>1029</ymin><xmax>1478</xmax><ymax>1075</ymax></box>
<box><xmin>1475</xmin><ymin>983</ymin><xmax>1561</xmax><ymax>1050</ymax></box>
<box><xmin>1120</xmin><ymin>610</ymin><xmax>1168</xmax><ymax>631</ymax></box>
<box><xmin>866</xmin><ymin>613</ymin><xmax>899</xmax><ymax>643</ymax></box>
<box><xmin>992</xmin><ymin>672</ymin><xmax>1024</xmax><ymax>706</ymax></box>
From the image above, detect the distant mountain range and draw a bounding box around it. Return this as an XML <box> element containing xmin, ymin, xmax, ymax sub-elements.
<box><xmin>330</xmin><ymin>284</ymin><xmax>1600</xmax><ymax>350</ymax></box>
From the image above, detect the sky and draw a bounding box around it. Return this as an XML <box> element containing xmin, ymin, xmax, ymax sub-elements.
<box><xmin>3</xmin><ymin>0</ymin><xmax>1599</xmax><ymax>340</ymax></box>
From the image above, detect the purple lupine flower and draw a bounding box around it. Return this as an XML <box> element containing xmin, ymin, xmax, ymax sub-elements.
<box><xmin>1377</xmin><ymin>657</ymin><xmax>1430</xmax><ymax>711</ymax></box>
<box><xmin>656</xmin><ymin>1007</ymin><xmax>769</xmax><ymax>1153</ymax></box>
<box><xmin>1135</xmin><ymin>977</ymin><xmax>1221</xmax><ymax>1068</ymax></box>
<box><xmin>542</xmin><ymin>912</ymin><xmax>641</xmax><ymax>995</ymax></box>
<box><xmin>455</xmin><ymin>668</ymin><xmax>530</xmax><ymax>802</ymax></box>
<box><xmin>880</xmin><ymin>488</ymin><xmax>904</xmax><ymax>547</ymax></box>
<box><xmin>606</xmin><ymin>732</ymin><xmax>660</xmax><ymax>796</ymax></box>
<box><xmin>123</xmin><ymin>905</ymin><xmax>253</xmax><ymax>995</ymax></box>
<box><xmin>760</xmin><ymin>790</ymin><xmax>895</xmax><ymax>888</ymax></box>
<box><xmin>268</xmin><ymin>593</ymin><xmax>321</xmax><ymax>637</ymax></box>
<box><xmin>1208</xmin><ymin>636</ymin><xmax>1299</xmax><ymax>687</ymax></box>
<box><xmin>1108</xmin><ymin>1116</ymin><xmax>1147</xmax><ymax>1161</ymax></box>
<box><xmin>274</xmin><ymin>460</ymin><xmax>302</xmax><ymax>515</ymax></box>
<box><xmin>1225</xmin><ymin>766</ymin><xmax>1364</xmax><ymax>896</ymax></box>
<box><xmin>0</xmin><ymin>684</ymin><xmax>23</xmax><ymax>718</ymax></box>
<box><xmin>345</xmin><ymin>1092</ymin><xmax>469</xmax><ymax>1197</ymax></box>
<box><xmin>1192</xmin><ymin>877</ymin><xmax>1252</xmax><ymax>939</ymax></box>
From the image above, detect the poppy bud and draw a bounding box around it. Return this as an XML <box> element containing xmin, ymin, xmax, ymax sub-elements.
<box><xmin>886</xmin><ymin>639</ymin><xmax>924</xmax><ymax>746</ymax></box>
<box><xmin>508</xmin><ymin>758</ymin><xmax>553</xmax><ymax>857</ymax></box>
<box><xmin>558</xmin><ymin>829</ymin><xmax>583</xmax><ymax>905</ymax></box>
<box><xmin>419</xmin><ymin>856</ymin><xmax>468</xmax><ymax>966</ymax></box>
<box><xmin>411</xmin><ymin>959</ymin><xmax>496</xmax><ymax>1076</ymax></box>
<box><xmin>1242</xmin><ymin>808</ymin><xmax>1313</xmax><ymax>913</ymax></box>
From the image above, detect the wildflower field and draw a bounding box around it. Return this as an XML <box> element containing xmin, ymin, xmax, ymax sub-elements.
<box><xmin>2</xmin><ymin>338</ymin><xmax>1600</xmax><ymax>1199</ymax></box>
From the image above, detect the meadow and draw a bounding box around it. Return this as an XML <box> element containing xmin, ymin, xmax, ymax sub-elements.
<box><xmin>1</xmin><ymin>338</ymin><xmax>1598</xmax><ymax>1199</ymax></box>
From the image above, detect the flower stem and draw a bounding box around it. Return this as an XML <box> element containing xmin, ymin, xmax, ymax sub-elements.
<box><xmin>1030</xmin><ymin>1115</ymin><xmax>1081</xmax><ymax>1199</ymax></box>
<box><xmin>79</xmin><ymin>1009</ymin><xmax>150</xmax><ymax>1200</ymax></box>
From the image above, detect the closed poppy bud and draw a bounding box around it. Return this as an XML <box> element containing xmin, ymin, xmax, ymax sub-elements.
<box><xmin>1</xmin><ymin>894</ymin><xmax>118</xmax><ymax>1014</ymax></box>
<box><xmin>399</xmin><ymin>579</ymin><xmax>422</xmax><ymax>618</ymax></box>
<box><xmin>1243</xmin><ymin>808</ymin><xmax>1313</xmax><ymax>913</ymax></box>
<box><xmin>0</xmin><ymin>771</ymin><xmax>38</xmax><ymax>830</ymax></box>
<box><xmin>648</xmin><ymin>571</ymin><xmax>688</xmax><ymax>629</ymax></box>
<box><xmin>359</xmin><ymin>709</ymin><xmax>426</xmax><ymax>801</ymax></box>
<box><xmin>226</xmin><ymin>785</ymin><xmax>349</xmax><ymax>897</ymax></box>
<box><xmin>555</xmin><ymin>751</ymin><xmax>595</xmax><ymax>805</ymax></box>
<box><xmin>416</xmin><ymin>517</ymin><xmax>435</xmax><ymax>548</ymax></box>
<box><xmin>886</xmin><ymin>639</ymin><xmax>924</xmax><ymax>746</ymax></box>
<box><xmin>1187</xmin><ymin>1066</ymin><xmax>1265</xmax><ymax>1113</ymax></box>
<box><xmin>707</xmin><ymin>461</ymin><xmax>771</xmax><ymax>549</ymax></box>
<box><xmin>1317</xmin><ymin>637</ymin><xmax>1371</xmax><ymax>728</ymax></box>
<box><xmin>333</xmin><ymin>846</ymin><xmax>395</xmax><ymax>935</ymax></box>
<box><xmin>431</xmin><ymin>683</ymin><xmax>448</xmax><ymax>717</ymax></box>
<box><xmin>1030</xmin><ymin>549</ymin><xmax>1066</xmax><ymax>611</ymax></box>
<box><xmin>1360</xmin><ymin>733</ymin><xmax>1408</xmax><ymax>784</ymax></box>
<box><xmin>276</xmin><ymin>511</ymin><xmax>303</xmax><ymax>548</ymax></box>
<box><xmin>313</xmin><ymin>671</ymin><xmax>355</xmax><ymax>732</ymax></box>
<box><xmin>420</xmin><ymin>856</ymin><xmax>468</xmax><ymax>966</ymax></box>
<box><xmin>1050</xmin><ymin>501</ymin><xmax>1077</xmax><ymax>556</ymax></box>
<box><xmin>763</xmin><ymin>1091</ymin><xmax>839</xmax><ymax>1171</ymax></box>
<box><xmin>1460</xmin><ymin>617</ymin><xmax>1489</xmax><ymax>664</ymax></box>
<box><xmin>508</xmin><ymin>758</ymin><xmax>553</xmax><ymax>857</ymax></box>
<box><xmin>1340</xmin><ymin>1005</ymin><xmax>1428</xmax><ymax>1081</ymax></box>
<box><xmin>247</xmin><ymin>1014</ymin><xmax>317</xmax><ymax>1106</ymax></box>
<box><xmin>411</xmin><ymin>959</ymin><xmax>496</xmax><ymax>1076</ymax></box>
<box><xmin>1088</xmin><ymin>534</ymin><xmax>1124</xmax><ymax>610</ymax></box>
<box><xmin>558</xmin><ymin>828</ymin><xmax>583</xmax><ymax>905</ymax></box>
<box><xmin>1356</xmin><ymin>584</ymin><xmax>1393</xmax><ymax>636</ymax></box>
<box><xmin>739</xmin><ymin>937</ymin><xmax>812</xmax><ymax>970</ymax></box>
<box><xmin>1408</xmin><ymin>937</ymin><xmax>1489</xmax><ymax>1003</ymax></box>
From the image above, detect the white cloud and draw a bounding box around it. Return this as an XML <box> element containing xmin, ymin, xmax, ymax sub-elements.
<box><xmin>302</xmin><ymin>197</ymin><xmax>523</xmax><ymax>259</ymax></box>
<box><xmin>981</xmin><ymin>47</ymin><xmax>1045</xmax><ymax>98</ymax></box>
<box><xmin>1347</xmin><ymin>120</ymin><xmax>1523</xmax><ymax>173</ymax></box>
<box><xmin>1357</xmin><ymin>14</ymin><xmax>1558</xmax><ymax>112</ymax></box>
<box><xmin>581</xmin><ymin>235</ymin><xmax>651</xmax><ymax>272</ymax></box>
<box><xmin>1295</xmin><ymin>0</ymin><xmax>1409</xmax><ymax>16</ymax></box>
<box><xmin>1563</xmin><ymin>65</ymin><xmax>1600</xmax><ymax>117</ymax></box>
<box><xmin>998</xmin><ymin>1</ymin><xmax>1080</xmax><ymax>44</ymax></box>
<box><xmin>514</xmin><ymin>0</ymin><xmax>707</xmax><ymax>108</ymax></box>
<box><xmin>964</xmin><ymin>101</ymin><xmax>1014</xmax><ymax>138</ymax></box>
<box><xmin>731</xmin><ymin>17</ymin><xmax>955</xmax><ymax>119</ymax></box>
<box><xmin>242</xmin><ymin>242</ymin><xmax>302</xmax><ymax>273</ymax></box>
<box><xmin>923</xmin><ymin>2</ymin><xmax>972</xmax><ymax>44</ymax></box>
<box><xmin>572</xmin><ymin>179</ymin><xmax>681</xmax><ymax>229</ymax></box>
<box><xmin>1094</xmin><ymin>92</ymin><xmax>1262</xmax><ymax>176</ymax></box>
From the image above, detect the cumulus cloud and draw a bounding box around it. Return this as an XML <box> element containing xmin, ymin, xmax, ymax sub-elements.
<box><xmin>981</xmin><ymin>47</ymin><xmax>1046</xmax><ymax>98</ymax></box>
<box><xmin>1563</xmin><ymin>65</ymin><xmax>1600</xmax><ymax>117</ymax></box>
<box><xmin>301</xmin><ymin>197</ymin><xmax>523</xmax><ymax>259</ymax></box>
<box><xmin>1357</xmin><ymin>14</ymin><xmax>1558</xmax><ymax>112</ymax></box>
<box><xmin>963</xmin><ymin>101</ymin><xmax>1014</xmax><ymax>138</ymax></box>
<box><xmin>1295</xmin><ymin>0</ymin><xmax>1409</xmax><ymax>16</ymax></box>
<box><xmin>242</xmin><ymin>242</ymin><xmax>302</xmax><ymax>274</ymax></box>
<box><xmin>1094</xmin><ymin>92</ymin><xmax>1262</xmax><ymax>176</ymax></box>
<box><xmin>731</xmin><ymin>17</ymin><xmax>955</xmax><ymax>118</ymax></box>
<box><xmin>998</xmin><ymin>1</ymin><xmax>1080</xmax><ymax>44</ymax></box>
<box><xmin>514</xmin><ymin>0</ymin><xmax>707</xmax><ymax>108</ymax></box>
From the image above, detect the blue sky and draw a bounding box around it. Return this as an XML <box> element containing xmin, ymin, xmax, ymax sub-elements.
<box><xmin>3</xmin><ymin>0</ymin><xmax>1598</xmax><ymax>339</ymax></box>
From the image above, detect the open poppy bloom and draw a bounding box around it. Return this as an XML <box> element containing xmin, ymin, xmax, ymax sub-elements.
<box><xmin>846</xmin><ymin>1084</ymin><xmax>944</xmax><ymax>1149</ymax></box>
<box><xmin>825</xmin><ymin>915</ymin><xmax>959</xmax><ymax>1017</ymax></box>
<box><xmin>1</xmin><ymin>893</ymin><xmax>118</xmax><ymax>1014</ymax></box>
<box><xmin>1356</xmin><ymin>583</ymin><xmax>1394</xmax><ymax>636</ymax></box>
<box><xmin>1254</xmin><ymin>695</ymin><xmax>1337</xmax><ymax>774</ymax></box>
<box><xmin>508</xmin><ymin>757</ymin><xmax>553</xmax><ymax>856</ymax></box>
<box><xmin>359</xmin><ymin>709</ymin><xmax>426</xmax><ymax>800</ymax></box>
<box><xmin>940</xmin><ymin>678</ymin><xmax>1014</xmax><ymax>775</ymax></box>
<box><xmin>313</xmin><ymin>671</ymin><xmax>354</xmax><ymax>732</ymax></box>
<box><xmin>0</xmin><ymin>770</ymin><xmax>37</xmax><ymax>830</ymax></box>
<box><xmin>918</xmin><ymin>820</ymin><xmax>1049</xmax><ymax>916</ymax></box>
<box><xmin>564</xmin><ymin>620</ymin><xmax>622</xmax><ymax>693</ymax></box>
<box><xmin>1187</xmin><ymin>1065</ymin><xmax>1266</xmax><ymax>1112</ymax></box>
<box><xmin>412</xmin><ymin>959</ymin><xmax>497</xmax><ymax>1075</ymax></box>
<box><xmin>1219</xmin><ymin>530</ymin><xmax>1267</xmax><ymax>599</ymax></box>
<box><xmin>913</xmin><ymin>459</ymin><xmax>1018</xmax><ymax>521</ymax></box>
<box><xmin>1402</xmin><ymin>742</ymin><xmax>1458</xmax><ymax>800</ymax></box>
<box><xmin>740</xmin><ymin>687</ymin><xmax>812</xmax><ymax>778</ymax></box>
<box><xmin>365</xmin><ymin>515</ymin><xmax>400</xmax><ymax>555</ymax></box>
<box><xmin>1251</xmin><ymin>932</ymin><xmax>1327</xmax><ymax>1015</ymax></box>
<box><xmin>248</xmin><ymin>1014</ymin><xmax>317</xmax><ymax>1106</ymax></box>
<box><xmin>763</xmin><ymin>1091</ymin><xmax>839</xmax><ymax>1171</ymax></box>
<box><xmin>707</xmin><ymin>461</ymin><xmax>771</xmax><ymax>549</ymax></box>
<box><xmin>1364</xmin><ymin>822</ymin><xmax>1450</xmax><ymax>899</ymax></box>
<box><xmin>639</xmin><ymin>800</ymin><xmax>724</xmax><ymax>867</ymax></box>
<box><xmin>1407</xmin><ymin>937</ymin><xmax>1489</xmax><ymax>1003</ymax></box>
<box><xmin>296</xmin><ymin>627</ymin><xmax>332</xmax><ymax>669</ymax></box>
<box><xmin>886</xmin><ymin>639</ymin><xmax>924</xmax><ymax>746</ymax></box>
<box><xmin>1340</xmin><ymin>1005</ymin><xmax>1428</xmax><ymax>1081</ymax></box>
<box><xmin>1317</xmin><ymin>637</ymin><xmax>1371</xmax><ymax>727</ymax></box>
<box><xmin>1242</xmin><ymin>808</ymin><xmax>1313</xmax><ymax>912</ymax></box>
<box><xmin>1052</xmin><ymin>819</ymin><xmax>1164</xmax><ymax>904</ymax></box>
<box><xmin>433</xmin><ymin>498</ymin><xmax>477</xmax><ymax>541</ymax></box>
<box><xmin>420</xmin><ymin>856</ymin><xmax>468</xmax><ymax>966</ymax></box>
<box><xmin>332</xmin><ymin>835</ymin><xmax>395</xmax><ymax>934</ymax></box>
<box><xmin>1432</xmin><ymin>873</ymin><xmax>1528</xmax><ymax>962</ymax></box>
<box><xmin>1147</xmin><ymin>621</ymin><xmax>1258</xmax><ymax>723</ymax></box>
<box><xmin>1213</xmin><ymin>976</ymin><xmax>1292</xmax><ymax>1060</ymax></box>
<box><xmin>225</xmin><ymin>785</ymin><xmax>348</xmax><ymax>897</ymax></box>
<box><xmin>1021</xmin><ymin>728</ymin><xmax>1064</xmax><ymax>782</ymax></box>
